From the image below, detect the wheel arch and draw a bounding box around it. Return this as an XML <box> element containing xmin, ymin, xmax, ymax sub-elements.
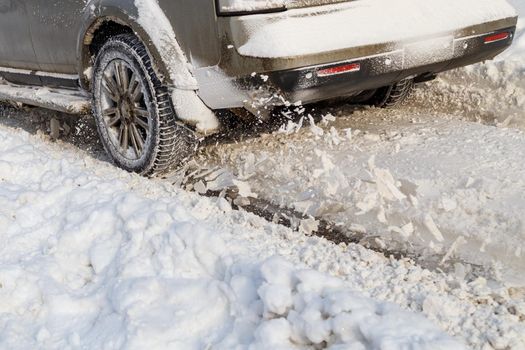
<box><xmin>77</xmin><ymin>1</ymin><xmax>198</xmax><ymax>91</ymax></box>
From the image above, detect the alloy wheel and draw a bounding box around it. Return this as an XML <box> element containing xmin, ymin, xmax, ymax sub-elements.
<box><xmin>100</xmin><ymin>59</ymin><xmax>151</xmax><ymax>160</ymax></box>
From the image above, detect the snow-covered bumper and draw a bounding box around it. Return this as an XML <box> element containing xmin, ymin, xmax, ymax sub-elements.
<box><xmin>196</xmin><ymin>0</ymin><xmax>517</xmax><ymax>109</ymax></box>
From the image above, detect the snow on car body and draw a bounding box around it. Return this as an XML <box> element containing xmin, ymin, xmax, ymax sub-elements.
<box><xmin>0</xmin><ymin>0</ymin><xmax>518</xmax><ymax>174</ymax></box>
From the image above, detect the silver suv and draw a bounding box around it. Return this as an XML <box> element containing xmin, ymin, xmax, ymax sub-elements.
<box><xmin>0</xmin><ymin>0</ymin><xmax>518</xmax><ymax>175</ymax></box>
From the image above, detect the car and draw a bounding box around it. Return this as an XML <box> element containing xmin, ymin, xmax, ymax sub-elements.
<box><xmin>0</xmin><ymin>0</ymin><xmax>518</xmax><ymax>175</ymax></box>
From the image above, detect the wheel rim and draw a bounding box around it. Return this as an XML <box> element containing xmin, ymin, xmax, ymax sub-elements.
<box><xmin>99</xmin><ymin>59</ymin><xmax>151</xmax><ymax>160</ymax></box>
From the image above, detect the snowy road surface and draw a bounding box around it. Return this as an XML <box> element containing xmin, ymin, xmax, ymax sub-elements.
<box><xmin>0</xmin><ymin>121</ymin><xmax>524</xmax><ymax>349</ymax></box>
<box><xmin>196</xmin><ymin>110</ymin><xmax>525</xmax><ymax>286</ymax></box>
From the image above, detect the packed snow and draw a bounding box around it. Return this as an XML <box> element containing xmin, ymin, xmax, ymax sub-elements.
<box><xmin>0</xmin><ymin>79</ymin><xmax>89</xmax><ymax>115</ymax></box>
<box><xmin>198</xmin><ymin>115</ymin><xmax>525</xmax><ymax>285</ymax></box>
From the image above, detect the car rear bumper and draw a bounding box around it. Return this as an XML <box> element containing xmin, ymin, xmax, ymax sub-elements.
<box><xmin>196</xmin><ymin>23</ymin><xmax>517</xmax><ymax>110</ymax></box>
<box><xmin>264</xmin><ymin>26</ymin><xmax>517</xmax><ymax>104</ymax></box>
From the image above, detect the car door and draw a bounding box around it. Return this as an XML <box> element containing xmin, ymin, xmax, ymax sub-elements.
<box><xmin>24</xmin><ymin>0</ymin><xmax>85</xmax><ymax>74</ymax></box>
<box><xmin>0</xmin><ymin>0</ymin><xmax>40</xmax><ymax>70</ymax></box>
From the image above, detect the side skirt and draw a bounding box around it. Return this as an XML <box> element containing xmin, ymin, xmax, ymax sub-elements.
<box><xmin>0</xmin><ymin>79</ymin><xmax>90</xmax><ymax>114</ymax></box>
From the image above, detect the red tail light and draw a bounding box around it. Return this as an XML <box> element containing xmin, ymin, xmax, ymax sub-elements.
<box><xmin>484</xmin><ymin>32</ymin><xmax>510</xmax><ymax>44</ymax></box>
<box><xmin>317</xmin><ymin>63</ymin><xmax>361</xmax><ymax>77</ymax></box>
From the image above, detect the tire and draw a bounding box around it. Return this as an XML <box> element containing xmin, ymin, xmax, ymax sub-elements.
<box><xmin>366</xmin><ymin>78</ymin><xmax>414</xmax><ymax>108</ymax></box>
<box><xmin>92</xmin><ymin>33</ymin><xmax>197</xmax><ymax>176</ymax></box>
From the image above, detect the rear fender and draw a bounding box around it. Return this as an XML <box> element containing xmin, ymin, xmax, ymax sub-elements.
<box><xmin>77</xmin><ymin>0</ymin><xmax>197</xmax><ymax>91</ymax></box>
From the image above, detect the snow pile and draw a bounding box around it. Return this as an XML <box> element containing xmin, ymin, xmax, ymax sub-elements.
<box><xmin>232</xmin><ymin>0</ymin><xmax>517</xmax><ymax>58</ymax></box>
<box><xmin>0</xmin><ymin>127</ymin><xmax>462</xmax><ymax>349</ymax></box>
<box><xmin>238</xmin><ymin>258</ymin><xmax>460</xmax><ymax>349</ymax></box>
